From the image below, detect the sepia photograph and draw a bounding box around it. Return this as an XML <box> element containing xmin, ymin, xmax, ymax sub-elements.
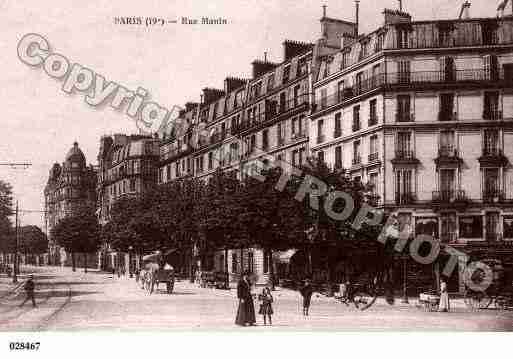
<box><xmin>1</xmin><ymin>0</ymin><xmax>513</xmax><ymax>356</ymax></box>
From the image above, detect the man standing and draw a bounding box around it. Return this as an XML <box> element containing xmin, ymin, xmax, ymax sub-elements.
<box><xmin>300</xmin><ymin>279</ymin><xmax>314</xmax><ymax>316</ymax></box>
<box><xmin>20</xmin><ymin>275</ymin><xmax>36</xmax><ymax>308</ymax></box>
<box><xmin>235</xmin><ymin>272</ymin><xmax>256</xmax><ymax>326</ymax></box>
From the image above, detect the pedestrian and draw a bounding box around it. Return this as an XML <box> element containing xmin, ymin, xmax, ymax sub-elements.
<box><xmin>258</xmin><ymin>287</ymin><xmax>274</xmax><ymax>326</ymax></box>
<box><xmin>300</xmin><ymin>279</ymin><xmax>314</xmax><ymax>316</ymax></box>
<box><xmin>438</xmin><ymin>277</ymin><xmax>450</xmax><ymax>312</ymax></box>
<box><xmin>235</xmin><ymin>272</ymin><xmax>256</xmax><ymax>326</ymax></box>
<box><xmin>19</xmin><ymin>275</ymin><xmax>36</xmax><ymax>308</ymax></box>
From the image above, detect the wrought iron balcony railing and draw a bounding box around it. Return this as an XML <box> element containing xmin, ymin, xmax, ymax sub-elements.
<box><xmin>438</xmin><ymin>111</ymin><xmax>458</xmax><ymax>121</ymax></box>
<box><xmin>395</xmin><ymin>192</ymin><xmax>416</xmax><ymax>205</ymax></box>
<box><xmin>394</xmin><ymin>150</ymin><xmax>417</xmax><ymax>161</ymax></box>
<box><xmin>438</xmin><ymin>146</ymin><xmax>460</xmax><ymax>158</ymax></box>
<box><xmin>352</xmin><ymin>155</ymin><xmax>362</xmax><ymax>166</ymax></box>
<box><xmin>368</xmin><ymin>152</ymin><xmax>379</xmax><ymax>163</ymax></box>
<box><xmin>483</xmin><ymin>109</ymin><xmax>503</xmax><ymax>121</ymax></box>
<box><xmin>432</xmin><ymin>190</ymin><xmax>467</xmax><ymax>203</ymax></box>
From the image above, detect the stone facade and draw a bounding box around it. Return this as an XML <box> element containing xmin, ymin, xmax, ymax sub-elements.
<box><xmin>309</xmin><ymin>11</ymin><xmax>513</xmax><ymax>293</ymax></box>
<box><xmin>44</xmin><ymin>142</ymin><xmax>97</xmax><ymax>267</ymax></box>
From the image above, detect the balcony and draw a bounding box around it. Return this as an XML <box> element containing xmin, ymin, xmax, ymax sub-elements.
<box><xmin>483</xmin><ymin>188</ymin><xmax>504</xmax><ymax>203</ymax></box>
<box><xmin>440</xmin><ymin>232</ymin><xmax>457</xmax><ymax>244</ymax></box>
<box><xmin>386</xmin><ymin>69</ymin><xmax>507</xmax><ymax>87</ymax></box>
<box><xmin>391</xmin><ymin>150</ymin><xmax>419</xmax><ymax>165</ymax></box>
<box><xmin>395</xmin><ymin>192</ymin><xmax>417</xmax><ymax>205</ymax></box>
<box><xmin>352</xmin><ymin>155</ymin><xmax>362</xmax><ymax>166</ymax></box>
<box><xmin>483</xmin><ymin>109</ymin><xmax>503</xmax><ymax>121</ymax></box>
<box><xmin>368</xmin><ymin>152</ymin><xmax>380</xmax><ymax>163</ymax></box>
<box><xmin>435</xmin><ymin>146</ymin><xmax>463</xmax><ymax>169</ymax></box>
<box><xmin>432</xmin><ymin>190</ymin><xmax>468</xmax><ymax>210</ymax></box>
<box><xmin>396</xmin><ymin>112</ymin><xmax>414</xmax><ymax>123</ymax></box>
<box><xmin>479</xmin><ymin>147</ymin><xmax>508</xmax><ymax>167</ymax></box>
<box><xmin>485</xmin><ymin>233</ymin><xmax>502</xmax><ymax>242</ymax></box>
<box><xmin>438</xmin><ymin>111</ymin><xmax>458</xmax><ymax>122</ymax></box>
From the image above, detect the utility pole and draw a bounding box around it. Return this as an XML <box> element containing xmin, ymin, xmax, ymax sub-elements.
<box><xmin>13</xmin><ymin>201</ymin><xmax>19</xmax><ymax>283</ymax></box>
<box><xmin>399</xmin><ymin>0</ymin><xmax>403</xmax><ymax>11</ymax></box>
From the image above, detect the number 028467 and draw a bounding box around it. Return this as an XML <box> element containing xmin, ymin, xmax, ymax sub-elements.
<box><xmin>9</xmin><ymin>342</ymin><xmax>40</xmax><ymax>351</ymax></box>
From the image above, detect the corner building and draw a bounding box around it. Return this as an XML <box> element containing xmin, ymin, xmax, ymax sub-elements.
<box><xmin>310</xmin><ymin>9</ymin><xmax>513</xmax><ymax>293</ymax></box>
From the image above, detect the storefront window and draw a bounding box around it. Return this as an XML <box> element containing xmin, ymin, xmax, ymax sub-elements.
<box><xmin>415</xmin><ymin>217</ymin><xmax>439</xmax><ymax>238</ymax></box>
<box><xmin>504</xmin><ymin>217</ymin><xmax>513</xmax><ymax>239</ymax></box>
<box><xmin>459</xmin><ymin>216</ymin><xmax>483</xmax><ymax>238</ymax></box>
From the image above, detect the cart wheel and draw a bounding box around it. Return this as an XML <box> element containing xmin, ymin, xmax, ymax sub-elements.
<box><xmin>494</xmin><ymin>297</ymin><xmax>507</xmax><ymax>311</ymax></box>
<box><xmin>353</xmin><ymin>291</ymin><xmax>376</xmax><ymax>311</ymax></box>
<box><xmin>465</xmin><ymin>291</ymin><xmax>491</xmax><ymax>310</ymax></box>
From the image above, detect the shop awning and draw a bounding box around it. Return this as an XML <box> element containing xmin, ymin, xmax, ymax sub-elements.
<box><xmin>274</xmin><ymin>249</ymin><xmax>298</xmax><ymax>264</ymax></box>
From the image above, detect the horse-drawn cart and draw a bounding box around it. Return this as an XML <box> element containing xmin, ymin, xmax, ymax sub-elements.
<box><xmin>140</xmin><ymin>252</ymin><xmax>175</xmax><ymax>295</ymax></box>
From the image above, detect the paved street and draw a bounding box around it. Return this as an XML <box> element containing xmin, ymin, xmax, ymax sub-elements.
<box><xmin>0</xmin><ymin>266</ymin><xmax>512</xmax><ymax>331</ymax></box>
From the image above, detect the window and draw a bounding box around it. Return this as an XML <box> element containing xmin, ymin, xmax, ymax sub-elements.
<box><xmin>484</xmin><ymin>55</ymin><xmax>499</xmax><ymax>81</ymax></box>
<box><xmin>320</xmin><ymin>89</ymin><xmax>327</xmax><ymax>109</ymax></box>
<box><xmin>486</xmin><ymin>212</ymin><xmax>500</xmax><ymax>241</ymax></box>
<box><xmin>397</xmin><ymin>27</ymin><xmax>409</xmax><ymax>49</ymax></box>
<box><xmin>317</xmin><ymin>120</ymin><xmax>325</xmax><ymax>143</ymax></box>
<box><xmin>438</xmin><ymin>24</ymin><xmax>453</xmax><ymax>47</ymax></box>
<box><xmin>231</xmin><ymin>252</ymin><xmax>237</xmax><ymax>273</ymax></box>
<box><xmin>277</xmin><ymin>123</ymin><xmax>285</xmax><ymax>145</ymax></box>
<box><xmin>342</xmin><ymin>51</ymin><xmax>348</xmax><ymax>69</ymax></box>
<box><xmin>482</xmin><ymin>21</ymin><xmax>498</xmax><ymax>46</ymax></box>
<box><xmin>483</xmin><ymin>129</ymin><xmax>499</xmax><ymax>155</ymax></box>
<box><xmin>249</xmin><ymin>135</ymin><xmax>256</xmax><ymax>154</ymax></box>
<box><xmin>395</xmin><ymin>169</ymin><xmax>413</xmax><ymax>204</ymax></box>
<box><xmin>293</xmin><ymin>85</ymin><xmax>301</xmax><ymax>106</ymax></box>
<box><xmin>318</xmin><ymin>151</ymin><xmax>325</xmax><ymax>164</ymax></box>
<box><xmin>279</xmin><ymin>92</ymin><xmax>287</xmax><ymax>112</ymax></box>
<box><xmin>208</xmin><ymin>152</ymin><xmax>213</xmax><ymax>169</ymax></box>
<box><xmin>355</xmin><ymin>72</ymin><xmax>364</xmax><ymax>94</ymax></box>
<box><xmin>335</xmin><ymin>146</ymin><xmax>342</xmax><ymax>169</ymax></box>
<box><xmin>158</xmin><ymin>168</ymin><xmax>163</xmax><ymax>183</ymax></box>
<box><xmin>334</xmin><ymin>113</ymin><xmax>342</xmax><ymax>138</ymax></box>
<box><xmin>267</xmin><ymin>74</ymin><xmax>275</xmax><ymax>90</ymax></box>
<box><xmin>439</xmin><ymin>93</ymin><xmax>455</xmax><ymax>121</ymax></box>
<box><xmin>352</xmin><ymin>105</ymin><xmax>360</xmax><ymax>132</ymax></box>
<box><xmin>369</xmin><ymin>172</ymin><xmax>378</xmax><ymax>196</ymax></box>
<box><xmin>397</xmin><ymin>132</ymin><xmax>412</xmax><ymax>157</ymax></box>
<box><xmin>130</xmin><ymin>179</ymin><xmax>136</xmax><ymax>192</ymax></box>
<box><xmin>376</xmin><ymin>32</ymin><xmax>385</xmax><ymax>52</ymax></box>
<box><xmin>337</xmin><ymin>81</ymin><xmax>344</xmax><ymax>101</ymax></box>
<box><xmin>353</xmin><ymin>140</ymin><xmax>361</xmax><ymax>165</ymax></box>
<box><xmin>398</xmin><ymin>60</ymin><xmax>411</xmax><ymax>83</ymax></box>
<box><xmin>282</xmin><ymin>65</ymin><xmax>291</xmax><ymax>84</ymax></box>
<box><xmin>484</xmin><ymin>168</ymin><xmax>500</xmax><ymax>200</ymax></box>
<box><xmin>292</xmin><ymin>116</ymin><xmax>304</xmax><ymax>138</ymax></box>
<box><xmin>459</xmin><ymin>216</ymin><xmax>483</xmax><ymax>239</ymax></box>
<box><xmin>248</xmin><ymin>252</ymin><xmax>254</xmax><ymax>273</ymax></box>
<box><xmin>298</xmin><ymin>57</ymin><xmax>308</xmax><ymax>77</ymax></box>
<box><xmin>262</xmin><ymin>129</ymin><xmax>269</xmax><ymax>150</ymax></box>
<box><xmin>299</xmin><ymin>148</ymin><xmax>306</xmax><ymax>165</ymax></box>
<box><xmin>440</xmin><ymin>56</ymin><xmax>455</xmax><ymax>82</ymax></box>
<box><xmin>250</xmin><ymin>82</ymin><xmax>262</xmax><ymax>100</ymax></box>
<box><xmin>439</xmin><ymin>169</ymin><xmax>456</xmax><ymax>198</ymax></box>
<box><xmin>439</xmin><ymin>130</ymin><xmax>455</xmax><ymax>156</ymax></box>
<box><xmin>396</xmin><ymin>95</ymin><xmax>412</xmax><ymax>122</ymax></box>
<box><xmin>369</xmin><ymin>99</ymin><xmax>377</xmax><ymax>126</ymax></box>
<box><xmin>166</xmin><ymin>165</ymin><xmax>171</xmax><ymax>182</ymax></box>
<box><xmin>212</xmin><ymin>102</ymin><xmax>218</xmax><ymax>120</ymax></box>
<box><xmin>369</xmin><ymin>135</ymin><xmax>378</xmax><ymax>162</ymax></box>
<box><xmin>440</xmin><ymin>213</ymin><xmax>457</xmax><ymax>243</ymax></box>
<box><xmin>292</xmin><ymin>149</ymin><xmax>299</xmax><ymax>167</ymax></box>
<box><xmin>483</xmin><ymin>91</ymin><xmax>501</xmax><ymax>120</ymax></box>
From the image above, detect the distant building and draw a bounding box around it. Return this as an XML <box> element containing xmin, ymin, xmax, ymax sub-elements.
<box><xmin>96</xmin><ymin>134</ymin><xmax>160</xmax><ymax>271</ymax></box>
<box><xmin>44</xmin><ymin>142</ymin><xmax>97</xmax><ymax>266</ymax></box>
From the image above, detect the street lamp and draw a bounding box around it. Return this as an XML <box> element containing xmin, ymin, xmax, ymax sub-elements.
<box><xmin>128</xmin><ymin>246</ymin><xmax>133</xmax><ymax>278</ymax></box>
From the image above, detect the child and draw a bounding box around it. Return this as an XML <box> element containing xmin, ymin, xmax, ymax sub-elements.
<box><xmin>258</xmin><ymin>287</ymin><xmax>274</xmax><ymax>325</ymax></box>
<box><xmin>300</xmin><ymin>279</ymin><xmax>313</xmax><ymax>316</ymax></box>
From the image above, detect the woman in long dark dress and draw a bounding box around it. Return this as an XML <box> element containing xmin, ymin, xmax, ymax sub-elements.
<box><xmin>235</xmin><ymin>273</ymin><xmax>256</xmax><ymax>326</ymax></box>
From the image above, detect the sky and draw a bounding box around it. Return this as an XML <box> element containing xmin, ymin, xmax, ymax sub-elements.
<box><xmin>0</xmin><ymin>0</ymin><xmax>502</xmax><ymax>228</ymax></box>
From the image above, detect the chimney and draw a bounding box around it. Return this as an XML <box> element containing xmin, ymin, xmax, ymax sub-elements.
<box><xmin>251</xmin><ymin>60</ymin><xmax>279</xmax><ymax>79</ymax></box>
<box><xmin>320</xmin><ymin>16</ymin><xmax>357</xmax><ymax>48</ymax></box>
<box><xmin>282</xmin><ymin>40</ymin><xmax>314</xmax><ymax>61</ymax></box>
<box><xmin>355</xmin><ymin>1</ymin><xmax>360</xmax><ymax>38</ymax></box>
<box><xmin>202</xmin><ymin>88</ymin><xmax>225</xmax><ymax>104</ymax></box>
<box><xmin>224</xmin><ymin>77</ymin><xmax>247</xmax><ymax>93</ymax></box>
<box><xmin>383</xmin><ymin>8</ymin><xmax>412</xmax><ymax>25</ymax></box>
<box><xmin>184</xmin><ymin>102</ymin><xmax>199</xmax><ymax>112</ymax></box>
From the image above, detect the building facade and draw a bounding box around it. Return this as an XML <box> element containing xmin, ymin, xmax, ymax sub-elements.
<box><xmin>96</xmin><ymin>134</ymin><xmax>160</xmax><ymax>270</ymax></box>
<box><xmin>157</xmin><ymin>15</ymin><xmax>358</xmax><ymax>284</ymax></box>
<box><xmin>44</xmin><ymin>142</ymin><xmax>97</xmax><ymax>266</ymax></box>
<box><xmin>310</xmin><ymin>9</ymin><xmax>513</xmax><ymax>292</ymax></box>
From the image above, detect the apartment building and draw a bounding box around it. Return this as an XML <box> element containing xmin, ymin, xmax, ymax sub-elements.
<box><xmin>44</xmin><ymin>142</ymin><xmax>97</xmax><ymax>266</ymax></box>
<box><xmin>158</xmin><ymin>15</ymin><xmax>357</xmax><ymax>284</ymax></box>
<box><xmin>310</xmin><ymin>9</ymin><xmax>513</xmax><ymax>292</ymax></box>
<box><xmin>96</xmin><ymin>134</ymin><xmax>160</xmax><ymax>270</ymax></box>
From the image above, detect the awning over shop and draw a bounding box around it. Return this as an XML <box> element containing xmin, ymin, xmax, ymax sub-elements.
<box><xmin>273</xmin><ymin>249</ymin><xmax>298</xmax><ymax>264</ymax></box>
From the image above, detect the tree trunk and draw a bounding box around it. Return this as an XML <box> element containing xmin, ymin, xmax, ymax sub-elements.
<box><xmin>268</xmin><ymin>249</ymin><xmax>275</xmax><ymax>291</ymax></box>
<box><xmin>239</xmin><ymin>248</ymin><xmax>244</xmax><ymax>275</ymax></box>
<box><xmin>84</xmin><ymin>253</ymin><xmax>88</xmax><ymax>273</ymax></box>
<box><xmin>71</xmin><ymin>252</ymin><xmax>76</xmax><ymax>272</ymax></box>
<box><xmin>224</xmin><ymin>248</ymin><xmax>229</xmax><ymax>288</ymax></box>
<box><xmin>326</xmin><ymin>260</ymin><xmax>333</xmax><ymax>297</ymax></box>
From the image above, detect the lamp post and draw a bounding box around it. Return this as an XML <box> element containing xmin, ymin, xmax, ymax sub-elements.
<box><xmin>401</xmin><ymin>255</ymin><xmax>409</xmax><ymax>303</ymax></box>
<box><xmin>12</xmin><ymin>201</ymin><xmax>19</xmax><ymax>284</ymax></box>
<box><xmin>128</xmin><ymin>246</ymin><xmax>133</xmax><ymax>278</ymax></box>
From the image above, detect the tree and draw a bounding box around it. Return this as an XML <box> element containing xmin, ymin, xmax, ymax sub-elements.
<box><xmin>0</xmin><ymin>180</ymin><xmax>13</xmax><ymax>256</ymax></box>
<box><xmin>51</xmin><ymin>204</ymin><xmax>100</xmax><ymax>272</ymax></box>
<box><xmin>19</xmin><ymin>225</ymin><xmax>48</xmax><ymax>264</ymax></box>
